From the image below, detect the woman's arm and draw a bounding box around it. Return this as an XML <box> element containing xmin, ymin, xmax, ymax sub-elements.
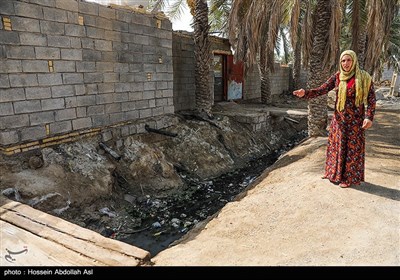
<box><xmin>293</xmin><ymin>73</ymin><xmax>337</xmax><ymax>99</ymax></box>
<box><xmin>362</xmin><ymin>83</ymin><xmax>376</xmax><ymax>129</ymax></box>
<box><xmin>365</xmin><ymin>83</ymin><xmax>376</xmax><ymax>121</ymax></box>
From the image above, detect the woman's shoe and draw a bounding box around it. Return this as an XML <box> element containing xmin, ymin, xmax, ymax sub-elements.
<box><xmin>339</xmin><ymin>182</ymin><xmax>351</xmax><ymax>188</ymax></box>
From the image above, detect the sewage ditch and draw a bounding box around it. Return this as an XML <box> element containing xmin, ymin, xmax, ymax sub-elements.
<box><xmin>101</xmin><ymin>131</ymin><xmax>308</xmax><ymax>257</ymax></box>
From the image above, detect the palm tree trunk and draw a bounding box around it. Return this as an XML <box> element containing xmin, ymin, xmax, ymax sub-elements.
<box><xmin>259</xmin><ymin>47</ymin><xmax>272</xmax><ymax>105</ymax></box>
<box><xmin>193</xmin><ymin>0</ymin><xmax>212</xmax><ymax>116</ymax></box>
<box><xmin>293</xmin><ymin>38</ymin><xmax>302</xmax><ymax>89</ymax></box>
<box><xmin>307</xmin><ymin>0</ymin><xmax>332</xmax><ymax>137</ymax></box>
<box><xmin>357</xmin><ymin>29</ymin><xmax>367</xmax><ymax>69</ymax></box>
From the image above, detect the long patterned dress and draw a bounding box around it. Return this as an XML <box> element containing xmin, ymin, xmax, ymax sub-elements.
<box><xmin>304</xmin><ymin>72</ymin><xmax>376</xmax><ymax>185</ymax></box>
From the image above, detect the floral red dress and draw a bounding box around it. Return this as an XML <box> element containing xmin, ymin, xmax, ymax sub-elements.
<box><xmin>304</xmin><ymin>72</ymin><xmax>376</xmax><ymax>186</ymax></box>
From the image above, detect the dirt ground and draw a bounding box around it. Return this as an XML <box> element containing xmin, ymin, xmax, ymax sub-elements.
<box><xmin>152</xmin><ymin>105</ymin><xmax>400</xmax><ymax>266</ymax></box>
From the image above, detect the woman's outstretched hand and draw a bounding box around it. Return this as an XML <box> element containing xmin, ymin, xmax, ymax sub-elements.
<box><xmin>293</xmin><ymin>89</ymin><xmax>305</xmax><ymax>98</ymax></box>
<box><xmin>362</xmin><ymin>119</ymin><xmax>373</xmax><ymax>130</ymax></box>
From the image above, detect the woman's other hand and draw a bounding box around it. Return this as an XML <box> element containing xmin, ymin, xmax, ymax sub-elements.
<box><xmin>293</xmin><ymin>89</ymin><xmax>305</xmax><ymax>98</ymax></box>
<box><xmin>362</xmin><ymin>119</ymin><xmax>373</xmax><ymax>130</ymax></box>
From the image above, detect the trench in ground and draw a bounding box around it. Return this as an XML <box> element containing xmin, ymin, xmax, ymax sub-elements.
<box><xmin>97</xmin><ymin>131</ymin><xmax>308</xmax><ymax>257</ymax></box>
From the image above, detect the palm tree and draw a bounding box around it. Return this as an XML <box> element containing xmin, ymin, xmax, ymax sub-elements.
<box><xmin>290</xmin><ymin>0</ymin><xmax>307</xmax><ymax>90</ymax></box>
<box><xmin>363</xmin><ymin>0</ymin><xmax>399</xmax><ymax>76</ymax></box>
<box><xmin>289</xmin><ymin>0</ymin><xmax>341</xmax><ymax>137</ymax></box>
<box><xmin>229</xmin><ymin>1</ymin><xmax>290</xmax><ymax>105</ymax></box>
<box><xmin>340</xmin><ymin>0</ymin><xmax>399</xmax><ymax>76</ymax></box>
<box><xmin>150</xmin><ymin>0</ymin><xmax>213</xmax><ymax>117</ymax></box>
<box><xmin>187</xmin><ymin>0</ymin><xmax>213</xmax><ymax>116</ymax></box>
<box><xmin>209</xmin><ymin>0</ymin><xmax>232</xmax><ymax>36</ymax></box>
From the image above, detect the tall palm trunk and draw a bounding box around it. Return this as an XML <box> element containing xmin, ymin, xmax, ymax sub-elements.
<box><xmin>193</xmin><ymin>0</ymin><xmax>212</xmax><ymax>116</ymax></box>
<box><xmin>357</xmin><ymin>29</ymin><xmax>367</xmax><ymax>69</ymax></box>
<box><xmin>259</xmin><ymin>47</ymin><xmax>272</xmax><ymax>104</ymax></box>
<box><xmin>292</xmin><ymin>38</ymin><xmax>302</xmax><ymax>89</ymax></box>
<box><xmin>307</xmin><ymin>0</ymin><xmax>333</xmax><ymax>137</ymax></box>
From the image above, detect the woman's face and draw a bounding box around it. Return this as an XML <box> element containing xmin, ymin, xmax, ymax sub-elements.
<box><xmin>341</xmin><ymin>55</ymin><xmax>353</xmax><ymax>72</ymax></box>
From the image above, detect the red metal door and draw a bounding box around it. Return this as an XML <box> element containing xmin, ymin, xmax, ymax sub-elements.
<box><xmin>226</xmin><ymin>55</ymin><xmax>244</xmax><ymax>100</ymax></box>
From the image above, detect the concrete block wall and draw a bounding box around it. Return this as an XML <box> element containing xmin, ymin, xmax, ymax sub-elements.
<box><xmin>172</xmin><ymin>31</ymin><xmax>195</xmax><ymax>112</ymax></box>
<box><xmin>243</xmin><ymin>64</ymin><xmax>260</xmax><ymax>101</ymax></box>
<box><xmin>243</xmin><ymin>63</ymin><xmax>294</xmax><ymax>101</ymax></box>
<box><xmin>172</xmin><ymin>31</ymin><xmax>231</xmax><ymax>112</ymax></box>
<box><xmin>0</xmin><ymin>0</ymin><xmax>173</xmax><ymax>148</ymax></box>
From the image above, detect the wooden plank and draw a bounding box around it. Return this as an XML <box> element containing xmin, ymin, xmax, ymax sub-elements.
<box><xmin>1</xmin><ymin>207</ymin><xmax>141</xmax><ymax>266</ymax></box>
<box><xmin>0</xmin><ymin>197</ymin><xmax>150</xmax><ymax>261</ymax></box>
<box><xmin>0</xmin><ymin>221</ymin><xmax>101</xmax><ymax>266</ymax></box>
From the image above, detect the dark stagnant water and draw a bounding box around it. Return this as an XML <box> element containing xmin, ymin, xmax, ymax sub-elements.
<box><xmin>111</xmin><ymin>132</ymin><xmax>307</xmax><ymax>257</ymax></box>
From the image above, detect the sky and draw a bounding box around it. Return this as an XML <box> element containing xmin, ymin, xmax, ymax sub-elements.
<box><xmin>169</xmin><ymin>5</ymin><xmax>193</xmax><ymax>32</ymax></box>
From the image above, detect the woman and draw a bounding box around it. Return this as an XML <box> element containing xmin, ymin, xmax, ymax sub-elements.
<box><xmin>293</xmin><ymin>50</ymin><xmax>376</xmax><ymax>188</ymax></box>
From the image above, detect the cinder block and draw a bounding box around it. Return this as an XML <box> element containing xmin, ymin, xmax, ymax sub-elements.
<box><xmin>9</xmin><ymin>73</ymin><xmax>38</xmax><ymax>87</ymax></box>
<box><xmin>12</xmin><ymin>17</ymin><xmax>40</xmax><ymax>33</ymax></box>
<box><xmin>37</xmin><ymin>73</ymin><xmax>62</xmax><ymax>86</ymax></box>
<box><xmin>0</xmin><ymin>59</ymin><xmax>22</xmax><ymax>73</ymax></box>
<box><xmin>72</xmin><ymin>117</ymin><xmax>92</xmax><ymax>130</ymax></box>
<box><xmin>41</xmin><ymin>97</ymin><xmax>64</xmax><ymax>110</ymax></box>
<box><xmin>109</xmin><ymin>112</ymin><xmax>124</xmax><ymax>124</ymax></box>
<box><xmin>35</xmin><ymin>47</ymin><xmax>60</xmax><ymax>59</ymax></box>
<box><xmin>29</xmin><ymin>0</ymin><xmax>56</xmax><ymax>8</ymax></box>
<box><xmin>14</xmin><ymin>100</ymin><xmax>41</xmax><ymax>114</ymax></box>
<box><xmin>6</xmin><ymin>46</ymin><xmax>35</xmax><ymax>59</ymax></box>
<box><xmin>65</xmin><ymin>24</ymin><xmax>86</xmax><ymax>37</ymax></box>
<box><xmin>22</xmin><ymin>60</ymin><xmax>49</xmax><ymax>73</ymax></box>
<box><xmin>20</xmin><ymin>32</ymin><xmax>47</xmax><ymax>46</ymax></box>
<box><xmin>40</xmin><ymin>20</ymin><xmax>65</xmax><ymax>35</ymax></box>
<box><xmin>43</xmin><ymin>7</ymin><xmax>67</xmax><ymax>22</ymax></box>
<box><xmin>0</xmin><ymin>74</ymin><xmax>10</xmax><ymax>88</ymax></box>
<box><xmin>21</xmin><ymin>126</ymin><xmax>47</xmax><ymax>142</ymax></box>
<box><xmin>25</xmin><ymin>87</ymin><xmax>51</xmax><ymax>100</ymax></box>
<box><xmin>78</xmin><ymin>1</ymin><xmax>98</xmax><ymax>16</ymax></box>
<box><xmin>0</xmin><ymin>114</ymin><xmax>29</xmax><ymax>130</ymax></box>
<box><xmin>0</xmin><ymin>102</ymin><xmax>14</xmax><ymax>116</ymax></box>
<box><xmin>62</xmin><ymin>73</ymin><xmax>83</xmax><ymax>84</ymax></box>
<box><xmin>29</xmin><ymin>111</ymin><xmax>55</xmax><ymax>125</ymax></box>
<box><xmin>0</xmin><ymin>87</ymin><xmax>25</xmax><ymax>102</ymax></box>
<box><xmin>55</xmin><ymin>0</ymin><xmax>78</xmax><ymax>12</ymax></box>
<box><xmin>99</xmin><ymin>5</ymin><xmax>115</xmax><ymax>20</ymax></box>
<box><xmin>0</xmin><ymin>130</ymin><xmax>19</xmax><ymax>146</ymax></box>
<box><xmin>53</xmin><ymin>61</ymin><xmax>76</xmax><ymax>72</ymax></box>
<box><xmin>51</xmin><ymin>84</ymin><xmax>75</xmax><ymax>97</ymax></box>
<box><xmin>48</xmin><ymin>35</ymin><xmax>70</xmax><ymax>47</ymax></box>
<box><xmin>91</xmin><ymin>114</ymin><xmax>108</xmax><ymax>126</ymax></box>
<box><xmin>0</xmin><ymin>1</ymin><xmax>15</xmax><ymax>15</ymax></box>
<box><xmin>50</xmin><ymin>120</ymin><xmax>72</xmax><ymax>134</ymax></box>
<box><xmin>15</xmin><ymin>2</ymin><xmax>44</xmax><ymax>19</ymax></box>
<box><xmin>55</xmin><ymin>108</ymin><xmax>76</xmax><ymax>121</ymax></box>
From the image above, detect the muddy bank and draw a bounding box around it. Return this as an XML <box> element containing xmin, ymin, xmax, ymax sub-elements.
<box><xmin>0</xmin><ymin>103</ymin><xmax>307</xmax><ymax>257</ymax></box>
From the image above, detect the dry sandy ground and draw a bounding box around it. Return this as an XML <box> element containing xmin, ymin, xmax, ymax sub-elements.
<box><xmin>152</xmin><ymin>107</ymin><xmax>400</xmax><ymax>266</ymax></box>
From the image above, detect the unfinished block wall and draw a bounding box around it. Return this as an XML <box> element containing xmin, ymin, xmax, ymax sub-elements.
<box><xmin>172</xmin><ymin>31</ymin><xmax>231</xmax><ymax>112</ymax></box>
<box><xmin>243</xmin><ymin>63</ymin><xmax>299</xmax><ymax>102</ymax></box>
<box><xmin>0</xmin><ymin>0</ymin><xmax>173</xmax><ymax>153</ymax></box>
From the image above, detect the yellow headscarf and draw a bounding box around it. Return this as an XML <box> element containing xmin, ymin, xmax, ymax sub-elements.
<box><xmin>337</xmin><ymin>50</ymin><xmax>372</xmax><ymax>111</ymax></box>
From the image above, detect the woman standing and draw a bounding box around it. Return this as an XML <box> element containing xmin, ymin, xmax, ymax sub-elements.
<box><xmin>293</xmin><ymin>50</ymin><xmax>376</xmax><ymax>188</ymax></box>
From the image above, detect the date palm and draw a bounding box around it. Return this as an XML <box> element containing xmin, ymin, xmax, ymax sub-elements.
<box><xmin>229</xmin><ymin>0</ymin><xmax>290</xmax><ymax>105</ymax></box>
<box><xmin>289</xmin><ymin>0</ymin><xmax>341</xmax><ymax>137</ymax></box>
<box><xmin>151</xmin><ymin>0</ymin><xmax>213</xmax><ymax>117</ymax></box>
<box><xmin>188</xmin><ymin>0</ymin><xmax>213</xmax><ymax>116</ymax></box>
<box><xmin>341</xmin><ymin>0</ymin><xmax>399</xmax><ymax>76</ymax></box>
<box><xmin>306</xmin><ymin>0</ymin><xmax>341</xmax><ymax>136</ymax></box>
